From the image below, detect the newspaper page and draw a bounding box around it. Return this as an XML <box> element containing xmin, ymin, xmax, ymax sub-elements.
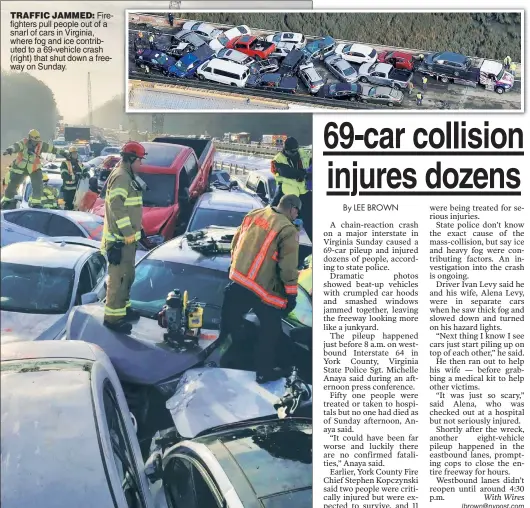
<box><xmin>0</xmin><ymin>1</ymin><xmax>527</xmax><ymax>508</ymax></box>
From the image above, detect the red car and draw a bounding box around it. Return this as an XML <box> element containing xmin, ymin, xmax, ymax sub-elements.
<box><xmin>377</xmin><ymin>50</ymin><xmax>415</xmax><ymax>71</ymax></box>
<box><xmin>91</xmin><ymin>137</ymin><xmax>215</xmax><ymax>245</ymax></box>
<box><xmin>226</xmin><ymin>35</ymin><xmax>276</xmax><ymax>60</ymax></box>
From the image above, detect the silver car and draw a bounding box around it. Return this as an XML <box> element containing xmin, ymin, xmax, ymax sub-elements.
<box><xmin>298</xmin><ymin>64</ymin><xmax>325</xmax><ymax>94</ymax></box>
<box><xmin>0</xmin><ymin>240</ymin><xmax>108</xmax><ymax>343</ymax></box>
<box><xmin>325</xmin><ymin>54</ymin><xmax>359</xmax><ymax>83</ymax></box>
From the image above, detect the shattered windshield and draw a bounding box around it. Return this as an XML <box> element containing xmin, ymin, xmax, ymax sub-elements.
<box><xmin>1</xmin><ymin>262</ymin><xmax>74</xmax><ymax>314</ymax></box>
<box><xmin>129</xmin><ymin>259</ymin><xmax>228</xmax><ymax>327</ymax></box>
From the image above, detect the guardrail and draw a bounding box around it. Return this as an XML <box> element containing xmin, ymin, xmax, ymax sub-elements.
<box><xmin>131</xmin><ymin>13</ymin><xmax>521</xmax><ymax>68</ymax></box>
<box><xmin>215</xmin><ymin>141</ymin><xmax>278</xmax><ymax>155</ymax></box>
<box><xmin>213</xmin><ymin>160</ymin><xmax>254</xmax><ymax>175</ymax></box>
<box><xmin>129</xmin><ymin>73</ymin><xmax>381</xmax><ymax>110</ymax></box>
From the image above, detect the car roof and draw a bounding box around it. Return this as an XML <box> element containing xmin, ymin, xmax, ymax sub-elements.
<box><xmin>147</xmin><ymin>226</ymin><xmax>233</xmax><ymax>271</ymax></box>
<box><xmin>348</xmin><ymin>43</ymin><xmax>374</xmax><ymax>53</ymax></box>
<box><xmin>1</xmin><ymin>354</ymin><xmax>115</xmax><ymax>508</ymax></box>
<box><xmin>1</xmin><ymin>240</ymin><xmax>96</xmax><ymax>268</ymax></box>
<box><xmin>4</xmin><ymin>208</ymin><xmax>102</xmax><ymax>224</ymax></box>
<box><xmin>1</xmin><ymin>340</ymin><xmax>99</xmax><ymax>362</ymax></box>
<box><xmin>196</xmin><ymin>190</ymin><xmax>263</xmax><ymax>211</ymax></box>
<box><xmin>436</xmin><ymin>51</ymin><xmax>468</xmax><ymax>63</ymax></box>
<box><xmin>196</xmin><ymin>417</ymin><xmax>312</xmax><ymax>501</ymax></box>
<box><xmin>302</xmin><ymin>67</ymin><xmax>322</xmax><ymax>80</ymax></box>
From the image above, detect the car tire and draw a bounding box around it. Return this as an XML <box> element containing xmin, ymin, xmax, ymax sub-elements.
<box><xmin>360</xmin><ymin>77</ymin><xmax>368</xmax><ymax>83</ymax></box>
<box><xmin>230</xmin><ymin>82</ymin><xmax>237</xmax><ymax>86</ymax></box>
<box><xmin>387</xmin><ymin>102</ymin><xmax>394</xmax><ymax>107</ymax></box>
<box><xmin>198</xmin><ymin>74</ymin><xmax>205</xmax><ymax>81</ymax></box>
<box><xmin>441</xmin><ymin>76</ymin><xmax>449</xmax><ymax>84</ymax></box>
<box><xmin>495</xmin><ymin>87</ymin><xmax>504</xmax><ymax>94</ymax></box>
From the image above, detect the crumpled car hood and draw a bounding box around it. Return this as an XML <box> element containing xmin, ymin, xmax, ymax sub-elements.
<box><xmin>166</xmin><ymin>368</ymin><xmax>312</xmax><ymax>439</ymax></box>
<box><xmin>0</xmin><ymin>310</ymin><xmax>67</xmax><ymax>343</ymax></box>
<box><xmin>89</xmin><ymin>199</ymin><xmax>178</xmax><ymax>237</ymax></box>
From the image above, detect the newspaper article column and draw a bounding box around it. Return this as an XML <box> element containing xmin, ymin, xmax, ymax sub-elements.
<box><xmin>313</xmin><ymin>114</ymin><xmax>527</xmax><ymax>508</ymax></box>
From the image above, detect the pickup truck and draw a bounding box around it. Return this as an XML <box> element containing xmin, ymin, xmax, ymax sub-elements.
<box><xmin>90</xmin><ymin>137</ymin><xmax>215</xmax><ymax>245</ymax></box>
<box><xmin>418</xmin><ymin>52</ymin><xmax>514</xmax><ymax>93</ymax></box>
<box><xmin>357</xmin><ymin>62</ymin><xmax>413</xmax><ymax>89</ymax></box>
<box><xmin>226</xmin><ymin>35</ymin><xmax>276</xmax><ymax>60</ymax></box>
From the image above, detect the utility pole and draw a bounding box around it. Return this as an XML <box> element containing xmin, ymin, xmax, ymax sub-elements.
<box><xmin>87</xmin><ymin>72</ymin><xmax>93</xmax><ymax>127</ymax></box>
<box><xmin>152</xmin><ymin>114</ymin><xmax>165</xmax><ymax>134</ymax></box>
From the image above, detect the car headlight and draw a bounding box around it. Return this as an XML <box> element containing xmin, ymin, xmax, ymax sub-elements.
<box><xmin>155</xmin><ymin>375</ymin><xmax>182</xmax><ymax>397</ymax></box>
<box><xmin>147</xmin><ymin>235</ymin><xmax>165</xmax><ymax>246</ymax></box>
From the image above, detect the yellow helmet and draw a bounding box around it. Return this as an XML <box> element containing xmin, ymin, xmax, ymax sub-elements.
<box><xmin>42</xmin><ymin>172</ymin><xmax>49</xmax><ymax>182</ymax></box>
<box><xmin>69</xmin><ymin>145</ymin><xmax>78</xmax><ymax>153</ymax></box>
<box><xmin>28</xmin><ymin>129</ymin><xmax>41</xmax><ymax>141</ymax></box>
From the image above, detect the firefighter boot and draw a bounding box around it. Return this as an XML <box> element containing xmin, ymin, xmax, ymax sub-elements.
<box><xmin>104</xmin><ymin>319</ymin><xmax>133</xmax><ymax>334</ymax></box>
<box><xmin>125</xmin><ymin>304</ymin><xmax>140</xmax><ymax>321</ymax></box>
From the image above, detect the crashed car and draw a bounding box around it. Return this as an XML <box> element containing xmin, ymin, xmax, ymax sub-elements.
<box><xmin>0</xmin><ymin>240</ymin><xmax>107</xmax><ymax>343</ymax></box>
<box><xmin>135</xmin><ymin>49</ymin><xmax>177</xmax><ymax>75</ymax></box>
<box><xmin>65</xmin><ymin>226</ymin><xmax>313</xmax><ymax>428</ymax></box>
<box><xmin>1</xmin><ymin>341</ymin><xmax>312</xmax><ymax>508</ymax></box>
<box><xmin>1</xmin><ymin>209</ymin><xmax>103</xmax><ymax>247</ymax></box>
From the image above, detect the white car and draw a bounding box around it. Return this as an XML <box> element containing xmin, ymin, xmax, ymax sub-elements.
<box><xmin>182</xmin><ymin>20</ymin><xmax>224</xmax><ymax>42</ymax></box>
<box><xmin>216</xmin><ymin>47</ymin><xmax>254</xmax><ymax>66</ymax></box>
<box><xmin>210</xmin><ymin>24</ymin><xmax>251</xmax><ymax>53</ymax></box>
<box><xmin>0</xmin><ymin>240</ymin><xmax>107</xmax><ymax>343</ymax></box>
<box><xmin>266</xmin><ymin>31</ymin><xmax>306</xmax><ymax>49</ymax></box>
<box><xmin>271</xmin><ymin>41</ymin><xmax>298</xmax><ymax>59</ymax></box>
<box><xmin>335</xmin><ymin>43</ymin><xmax>378</xmax><ymax>65</ymax></box>
<box><xmin>100</xmin><ymin>146</ymin><xmax>121</xmax><ymax>157</ymax></box>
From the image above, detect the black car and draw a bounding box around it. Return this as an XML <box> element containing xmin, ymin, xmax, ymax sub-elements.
<box><xmin>246</xmin><ymin>73</ymin><xmax>298</xmax><ymax>93</ymax></box>
<box><xmin>279</xmin><ymin>49</ymin><xmax>308</xmax><ymax>76</ymax></box>
<box><xmin>135</xmin><ymin>49</ymin><xmax>177</xmax><ymax>75</ymax></box>
<box><xmin>317</xmin><ymin>82</ymin><xmax>362</xmax><ymax>100</ymax></box>
<box><xmin>171</xmin><ymin>29</ymin><xmax>206</xmax><ymax>50</ymax></box>
<box><xmin>249</xmin><ymin>58</ymin><xmax>280</xmax><ymax>75</ymax></box>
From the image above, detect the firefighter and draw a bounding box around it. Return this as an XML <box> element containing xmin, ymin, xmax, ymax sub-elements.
<box><xmin>221</xmin><ymin>194</ymin><xmax>301</xmax><ymax>383</ymax></box>
<box><xmin>270</xmin><ymin>137</ymin><xmax>312</xmax><ymax>241</ymax></box>
<box><xmin>422</xmin><ymin>75</ymin><xmax>428</xmax><ymax>90</ymax></box>
<box><xmin>168</xmin><ymin>13</ymin><xmax>174</xmax><ymax>27</ymax></box>
<box><xmin>134</xmin><ymin>31</ymin><xmax>144</xmax><ymax>51</ymax></box>
<box><xmin>148</xmin><ymin>32</ymin><xmax>155</xmax><ymax>49</ymax></box>
<box><xmin>1</xmin><ymin>129</ymin><xmax>66</xmax><ymax>209</ymax></box>
<box><xmin>503</xmin><ymin>55</ymin><xmax>512</xmax><ymax>70</ymax></box>
<box><xmin>509</xmin><ymin>61</ymin><xmax>517</xmax><ymax>76</ymax></box>
<box><xmin>41</xmin><ymin>173</ymin><xmax>59</xmax><ymax>209</ymax></box>
<box><xmin>416</xmin><ymin>91</ymin><xmax>423</xmax><ymax>106</ymax></box>
<box><xmin>60</xmin><ymin>146</ymin><xmax>87</xmax><ymax>210</ymax></box>
<box><xmin>102</xmin><ymin>141</ymin><xmax>147</xmax><ymax>333</ymax></box>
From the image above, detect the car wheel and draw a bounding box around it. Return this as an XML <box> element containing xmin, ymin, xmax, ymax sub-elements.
<box><xmin>441</xmin><ymin>76</ymin><xmax>449</xmax><ymax>84</ymax></box>
<box><xmin>198</xmin><ymin>74</ymin><xmax>205</xmax><ymax>81</ymax></box>
<box><xmin>230</xmin><ymin>82</ymin><xmax>237</xmax><ymax>86</ymax></box>
<box><xmin>360</xmin><ymin>77</ymin><xmax>368</xmax><ymax>83</ymax></box>
<box><xmin>387</xmin><ymin>102</ymin><xmax>394</xmax><ymax>107</ymax></box>
<box><xmin>495</xmin><ymin>87</ymin><xmax>504</xmax><ymax>94</ymax></box>
<box><xmin>361</xmin><ymin>99</ymin><xmax>367</xmax><ymax>103</ymax></box>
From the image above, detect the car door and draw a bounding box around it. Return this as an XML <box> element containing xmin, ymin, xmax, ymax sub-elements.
<box><xmin>1</xmin><ymin>211</ymin><xmax>41</xmax><ymax>245</ymax></box>
<box><xmin>369</xmin><ymin>71</ymin><xmax>385</xmax><ymax>85</ymax></box>
<box><xmin>88</xmin><ymin>252</ymin><xmax>108</xmax><ymax>299</ymax></box>
<box><xmin>5</xmin><ymin>209</ymin><xmax>51</xmax><ymax>237</ymax></box>
<box><xmin>184</xmin><ymin>154</ymin><xmax>202</xmax><ymax>199</ymax></box>
<box><xmin>162</xmin><ymin>453</ymin><xmax>225</xmax><ymax>508</ymax></box>
<box><xmin>46</xmin><ymin>214</ymin><xmax>85</xmax><ymax>237</ymax></box>
<box><xmin>100</xmin><ymin>381</ymin><xmax>150</xmax><ymax>508</ymax></box>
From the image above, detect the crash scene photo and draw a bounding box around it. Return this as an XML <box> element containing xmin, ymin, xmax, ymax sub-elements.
<box><xmin>128</xmin><ymin>11</ymin><xmax>521</xmax><ymax>111</ymax></box>
<box><xmin>0</xmin><ymin>107</ymin><xmax>314</xmax><ymax>505</ymax></box>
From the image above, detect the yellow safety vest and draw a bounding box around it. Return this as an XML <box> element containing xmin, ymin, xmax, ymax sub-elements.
<box><xmin>271</xmin><ymin>148</ymin><xmax>311</xmax><ymax>196</ymax></box>
<box><xmin>14</xmin><ymin>139</ymin><xmax>43</xmax><ymax>173</ymax></box>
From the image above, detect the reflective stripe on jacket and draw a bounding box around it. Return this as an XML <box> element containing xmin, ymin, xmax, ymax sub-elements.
<box><xmin>61</xmin><ymin>160</ymin><xmax>84</xmax><ymax>190</ymax></box>
<box><xmin>11</xmin><ymin>139</ymin><xmax>55</xmax><ymax>173</ymax></box>
<box><xmin>41</xmin><ymin>187</ymin><xmax>59</xmax><ymax>209</ymax></box>
<box><xmin>230</xmin><ymin>206</ymin><xmax>299</xmax><ymax>309</ymax></box>
<box><xmin>102</xmin><ymin>163</ymin><xmax>143</xmax><ymax>254</ymax></box>
<box><xmin>271</xmin><ymin>148</ymin><xmax>311</xmax><ymax>196</ymax></box>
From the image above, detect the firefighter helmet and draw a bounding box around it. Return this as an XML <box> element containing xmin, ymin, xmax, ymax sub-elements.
<box><xmin>28</xmin><ymin>129</ymin><xmax>41</xmax><ymax>141</ymax></box>
<box><xmin>121</xmin><ymin>141</ymin><xmax>147</xmax><ymax>159</ymax></box>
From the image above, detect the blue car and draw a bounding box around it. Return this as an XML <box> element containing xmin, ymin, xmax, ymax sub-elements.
<box><xmin>302</xmin><ymin>36</ymin><xmax>336</xmax><ymax>61</ymax></box>
<box><xmin>168</xmin><ymin>45</ymin><xmax>215</xmax><ymax>78</ymax></box>
<box><xmin>134</xmin><ymin>49</ymin><xmax>177</xmax><ymax>75</ymax></box>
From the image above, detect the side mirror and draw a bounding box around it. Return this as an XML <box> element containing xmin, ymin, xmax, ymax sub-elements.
<box><xmin>229</xmin><ymin>180</ymin><xmax>238</xmax><ymax>188</ymax></box>
<box><xmin>81</xmin><ymin>291</ymin><xmax>98</xmax><ymax>305</ymax></box>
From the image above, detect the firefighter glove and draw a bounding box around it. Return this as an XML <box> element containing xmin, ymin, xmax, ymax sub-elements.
<box><xmin>285</xmin><ymin>295</ymin><xmax>297</xmax><ymax>314</ymax></box>
<box><xmin>107</xmin><ymin>241</ymin><xmax>124</xmax><ymax>265</ymax></box>
<box><xmin>3</xmin><ymin>148</ymin><xmax>13</xmax><ymax>155</ymax></box>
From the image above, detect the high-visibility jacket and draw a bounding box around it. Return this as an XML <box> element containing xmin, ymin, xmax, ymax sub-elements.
<box><xmin>230</xmin><ymin>206</ymin><xmax>299</xmax><ymax>309</ymax></box>
<box><xmin>41</xmin><ymin>186</ymin><xmax>59</xmax><ymax>209</ymax></box>
<box><xmin>504</xmin><ymin>56</ymin><xmax>512</xmax><ymax>66</ymax></box>
<box><xmin>60</xmin><ymin>160</ymin><xmax>86</xmax><ymax>191</ymax></box>
<box><xmin>271</xmin><ymin>148</ymin><xmax>311</xmax><ymax>196</ymax></box>
<box><xmin>101</xmin><ymin>163</ymin><xmax>143</xmax><ymax>254</ymax></box>
<box><xmin>8</xmin><ymin>139</ymin><xmax>58</xmax><ymax>174</ymax></box>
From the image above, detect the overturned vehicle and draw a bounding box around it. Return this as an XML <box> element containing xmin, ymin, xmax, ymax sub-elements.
<box><xmin>65</xmin><ymin>226</ymin><xmax>313</xmax><ymax>435</ymax></box>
